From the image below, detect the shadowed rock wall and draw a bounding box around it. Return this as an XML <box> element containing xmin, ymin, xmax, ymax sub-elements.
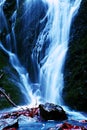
<box><xmin>63</xmin><ymin>0</ymin><xmax>87</xmax><ymax>111</ymax></box>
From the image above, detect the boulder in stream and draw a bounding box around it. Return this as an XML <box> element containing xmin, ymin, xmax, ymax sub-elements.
<box><xmin>39</xmin><ymin>103</ymin><xmax>67</xmax><ymax>121</ymax></box>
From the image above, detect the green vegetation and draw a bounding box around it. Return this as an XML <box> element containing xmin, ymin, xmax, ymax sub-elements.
<box><xmin>0</xmin><ymin>51</ymin><xmax>25</xmax><ymax>110</ymax></box>
<box><xmin>0</xmin><ymin>70</ymin><xmax>26</xmax><ymax>109</ymax></box>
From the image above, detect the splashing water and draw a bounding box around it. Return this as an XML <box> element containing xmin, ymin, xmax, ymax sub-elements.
<box><xmin>0</xmin><ymin>0</ymin><xmax>82</xmax><ymax>108</ymax></box>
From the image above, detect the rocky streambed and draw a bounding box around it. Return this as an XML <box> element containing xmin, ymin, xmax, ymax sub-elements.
<box><xmin>0</xmin><ymin>103</ymin><xmax>87</xmax><ymax>130</ymax></box>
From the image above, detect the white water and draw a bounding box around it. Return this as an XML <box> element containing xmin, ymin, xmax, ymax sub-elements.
<box><xmin>1</xmin><ymin>0</ymin><xmax>87</xmax><ymax>120</ymax></box>
<box><xmin>33</xmin><ymin>0</ymin><xmax>82</xmax><ymax>104</ymax></box>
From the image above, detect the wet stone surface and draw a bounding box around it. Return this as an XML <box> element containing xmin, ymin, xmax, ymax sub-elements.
<box><xmin>39</xmin><ymin>103</ymin><xmax>67</xmax><ymax>121</ymax></box>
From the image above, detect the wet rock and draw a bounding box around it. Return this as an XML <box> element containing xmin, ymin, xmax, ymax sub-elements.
<box><xmin>0</xmin><ymin>118</ymin><xmax>18</xmax><ymax>130</ymax></box>
<box><xmin>39</xmin><ymin>103</ymin><xmax>67</xmax><ymax>121</ymax></box>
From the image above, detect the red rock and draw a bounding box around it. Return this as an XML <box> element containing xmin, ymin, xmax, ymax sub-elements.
<box><xmin>58</xmin><ymin>122</ymin><xmax>85</xmax><ymax>130</ymax></box>
<box><xmin>3</xmin><ymin>128</ymin><xmax>17</xmax><ymax>130</ymax></box>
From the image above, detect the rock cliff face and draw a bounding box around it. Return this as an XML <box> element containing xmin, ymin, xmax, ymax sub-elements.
<box><xmin>63</xmin><ymin>0</ymin><xmax>87</xmax><ymax>111</ymax></box>
<box><xmin>0</xmin><ymin>0</ymin><xmax>87</xmax><ymax>111</ymax></box>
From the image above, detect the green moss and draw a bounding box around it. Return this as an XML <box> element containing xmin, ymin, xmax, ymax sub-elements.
<box><xmin>0</xmin><ymin>51</ymin><xmax>26</xmax><ymax>110</ymax></box>
<box><xmin>0</xmin><ymin>51</ymin><xmax>25</xmax><ymax>108</ymax></box>
<box><xmin>0</xmin><ymin>71</ymin><xmax>26</xmax><ymax>110</ymax></box>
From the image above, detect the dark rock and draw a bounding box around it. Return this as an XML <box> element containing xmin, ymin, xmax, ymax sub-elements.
<box><xmin>63</xmin><ymin>0</ymin><xmax>87</xmax><ymax>111</ymax></box>
<box><xmin>39</xmin><ymin>103</ymin><xmax>67</xmax><ymax>121</ymax></box>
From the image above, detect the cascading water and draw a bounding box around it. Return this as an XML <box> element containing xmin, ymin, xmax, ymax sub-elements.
<box><xmin>32</xmin><ymin>0</ymin><xmax>82</xmax><ymax>105</ymax></box>
<box><xmin>0</xmin><ymin>0</ymin><xmax>83</xmax><ymax>111</ymax></box>
<box><xmin>0</xmin><ymin>0</ymin><xmax>40</xmax><ymax>106</ymax></box>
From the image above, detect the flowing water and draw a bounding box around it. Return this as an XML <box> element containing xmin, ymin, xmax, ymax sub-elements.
<box><xmin>0</xmin><ymin>0</ymin><xmax>87</xmax><ymax>120</ymax></box>
<box><xmin>38</xmin><ymin>0</ymin><xmax>82</xmax><ymax>104</ymax></box>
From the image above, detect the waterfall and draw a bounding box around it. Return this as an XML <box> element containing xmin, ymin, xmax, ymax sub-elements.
<box><xmin>0</xmin><ymin>0</ymin><xmax>82</xmax><ymax>107</ymax></box>
<box><xmin>32</xmin><ymin>0</ymin><xmax>82</xmax><ymax>104</ymax></box>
